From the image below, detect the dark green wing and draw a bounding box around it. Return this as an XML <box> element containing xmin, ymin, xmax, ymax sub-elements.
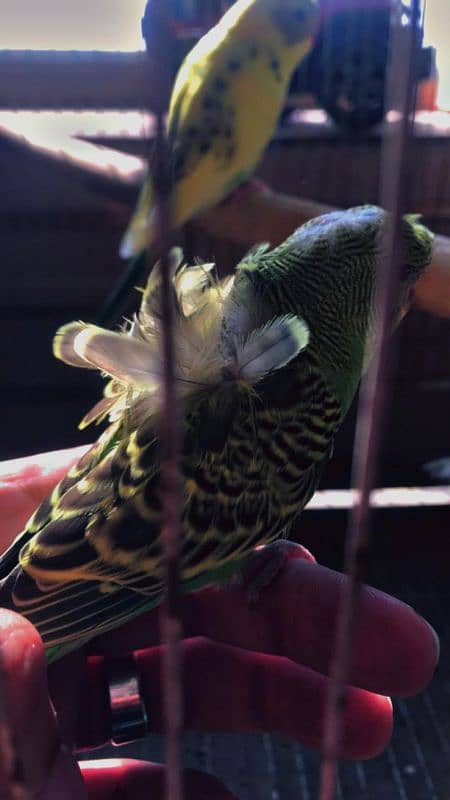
<box><xmin>0</xmin><ymin>356</ymin><xmax>341</xmax><ymax>660</ymax></box>
<box><xmin>0</xmin><ymin>420</ymin><xmax>164</xmax><ymax>658</ymax></box>
<box><xmin>175</xmin><ymin>354</ymin><xmax>341</xmax><ymax>583</ymax></box>
<box><xmin>0</xmin><ymin>429</ymin><xmax>120</xmax><ymax>581</ymax></box>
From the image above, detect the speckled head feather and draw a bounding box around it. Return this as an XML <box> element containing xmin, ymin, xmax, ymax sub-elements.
<box><xmin>263</xmin><ymin>0</ymin><xmax>319</xmax><ymax>45</ymax></box>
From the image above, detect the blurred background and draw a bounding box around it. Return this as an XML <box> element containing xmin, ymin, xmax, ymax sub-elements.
<box><xmin>1</xmin><ymin>1</ymin><xmax>450</xmax><ymax>797</ymax></box>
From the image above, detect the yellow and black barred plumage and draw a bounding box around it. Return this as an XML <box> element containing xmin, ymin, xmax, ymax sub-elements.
<box><xmin>0</xmin><ymin>207</ymin><xmax>433</xmax><ymax>661</ymax></box>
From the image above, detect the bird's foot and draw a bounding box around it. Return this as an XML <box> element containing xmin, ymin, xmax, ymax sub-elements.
<box><xmin>235</xmin><ymin>539</ymin><xmax>300</xmax><ymax>607</ymax></box>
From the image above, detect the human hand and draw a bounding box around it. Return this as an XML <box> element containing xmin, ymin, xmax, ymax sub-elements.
<box><xmin>0</xmin><ymin>447</ymin><xmax>439</xmax><ymax>799</ymax></box>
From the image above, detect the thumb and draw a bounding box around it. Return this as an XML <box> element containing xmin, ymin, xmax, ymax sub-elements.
<box><xmin>0</xmin><ymin>609</ymin><xmax>86</xmax><ymax>799</ymax></box>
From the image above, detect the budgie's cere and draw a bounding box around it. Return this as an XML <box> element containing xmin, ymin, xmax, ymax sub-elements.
<box><xmin>0</xmin><ymin>207</ymin><xmax>433</xmax><ymax>662</ymax></box>
<box><xmin>120</xmin><ymin>0</ymin><xmax>319</xmax><ymax>258</ymax></box>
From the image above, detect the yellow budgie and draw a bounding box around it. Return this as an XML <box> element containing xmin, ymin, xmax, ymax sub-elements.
<box><xmin>120</xmin><ymin>0</ymin><xmax>319</xmax><ymax>258</ymax></box>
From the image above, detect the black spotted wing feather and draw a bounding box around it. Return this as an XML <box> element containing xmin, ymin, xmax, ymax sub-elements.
<box><xmin>168</xmin><ymin>38</ymin><xmax>248</xmax><ymax>183</ymax></box>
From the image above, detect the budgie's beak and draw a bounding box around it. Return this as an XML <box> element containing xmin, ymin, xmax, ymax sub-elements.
<box><xmin>396</xmin><ymin>304</ymin><xmax>409</xmax><ymax>326</ymax></box>
<box><xmin>394</xmin><ymin>289</ymin><xmax>414</xmax><ymax>328</ymax></box>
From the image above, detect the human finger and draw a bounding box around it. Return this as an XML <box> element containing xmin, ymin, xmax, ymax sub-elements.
<box><xmin>0</xmin><ymin>609</ymin><xmax>85</xmax><ymax>799</ymax></box>
<box><xmin>66</xmin><ymin>638</ymin><xmax>392</xmax><ymax>760</ymax></box>
<box><xmin>0</xmin><ymin>612</ymin><xmax>236</xmax><ymax>800</ymax></box>
<box><xmin>92</xmin><ymin>545</ymin><xmax>438</xmax><ymax>699</ymax></box>
<box><xmin>80</xmin><ymin>760</ymin><xmax>236</xmax><ymax>800</ymax></box>
<box><xmin>182</xmin><ymin>556</ymin><xmax>439</xmax><ymax>698</ymax></box>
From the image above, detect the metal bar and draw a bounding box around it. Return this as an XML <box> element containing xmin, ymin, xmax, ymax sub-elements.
<box><xmin>155</xmin><ymin>115</ymin><xmax>185</xmax><ymax>800</ymax></box>
<box><xmin>318</xmin><ymin>2</ymin><xmax>423</xmax><ymax>798</ymax></box>
<box><xmin>142</xmin><ymin>3</ymin><xmax>184</xmax><ymax>800</ymax></box>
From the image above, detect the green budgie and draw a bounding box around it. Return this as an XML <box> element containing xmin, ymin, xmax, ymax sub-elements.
<box><xmin>0</xmin><ymin>206</ymin><xmax>433</xmax><ymax>662</ymax></box>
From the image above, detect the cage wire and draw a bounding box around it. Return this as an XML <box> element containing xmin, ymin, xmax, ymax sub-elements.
<box><xmin>1</xmin><ymin>0</ymin><xmax>450</xmax><ymax>797</ymax></box>
<box><xmin>141</xmin><ymin>5</ymin><xmax>185</xmax><ymax>799</ymax></box>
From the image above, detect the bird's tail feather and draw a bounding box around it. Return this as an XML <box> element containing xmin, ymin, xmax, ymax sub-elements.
<box><xmin>119</xmin><ymin>177</ymin><xmax>155</xmax><ymax>259</ymax></box>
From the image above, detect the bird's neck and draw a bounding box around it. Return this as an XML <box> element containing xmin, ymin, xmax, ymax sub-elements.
<box><xmin>223</xmin><ymin>2</ymin><xmax>312</xmax><ymax>76</ymax></box>
<box><xmin>245</xmin><ymin>265</ymin><xmax>372</xmax><ymax>415</ymax></box>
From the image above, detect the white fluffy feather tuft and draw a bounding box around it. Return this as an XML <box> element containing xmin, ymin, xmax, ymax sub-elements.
<box><xmin>230</xmin><ymin>315</ymin><xmax>309</xmax><ymax>383</ymax></box>
<box><xmin>54</xmin><ymin>248</ymin><xmax>309</xmax><ymax>428</ymax></box>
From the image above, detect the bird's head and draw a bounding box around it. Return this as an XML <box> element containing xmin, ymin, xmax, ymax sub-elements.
<box><xmin>263</xmin><ymin>0</ymin><xmax>319</xmax><ymax>45</ymax></box>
